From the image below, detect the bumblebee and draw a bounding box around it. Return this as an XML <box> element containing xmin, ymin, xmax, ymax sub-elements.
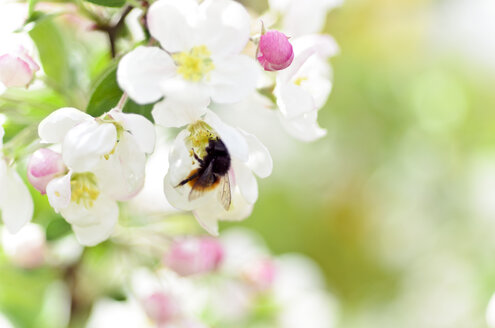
<box><xmin>177</xmin><ymin>138</ymin><xmax>232</xmax><ymax>210</ymax></box>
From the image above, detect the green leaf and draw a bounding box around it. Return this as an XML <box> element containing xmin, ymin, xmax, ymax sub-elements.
<box><xmin>84</xmin><ymin>0</ymin><xmax>126</xmax><ymax>8</ymax></box>
<box><xmin>28</xmin><ymin>18</ymin><xmax>72</xmax><ymax>90</ymax></box>
<box><xmin>86</xmin><ymin>65</ymin><xmax>154</xmax><ymax>122</ymax></box>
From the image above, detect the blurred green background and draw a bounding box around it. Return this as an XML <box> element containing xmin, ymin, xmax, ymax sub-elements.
<box><xmin>1</xmin><ymin>0</ymin><xmax>495</xmax><ymax>327</ymax></box>
<box><xmin>234</xmin><ymin>0</ymin><xmax>495</xmax><ymax>327</ymax></box>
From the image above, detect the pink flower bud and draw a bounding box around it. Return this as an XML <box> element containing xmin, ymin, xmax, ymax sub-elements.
<box><xmin>27</xmin><ymin>148</ymin><xmax>66</xmax><ymax>194</ymax></box>
<box><xmin>164</xmin><ymin>237</ymin><xmax>224</xmax><ymax>276</ymax></box>
<box><xmin>257</xmin><ymin>30</ymin><xmax>294</xmax><ymax>71</ymax></box>
<box><xmin>142</xmin><ymin>292</ymin><xmax>179</xmax><ymax>324</ymax></box>
<box><xmin>243</xmin><ymin>259</ymin><xmax>277</xmax><ymax>291</ymax></box>
<box><xmin>0</xmin><ymin>46</ymin><xmax>39</xmax><ymax>89</ymax></box>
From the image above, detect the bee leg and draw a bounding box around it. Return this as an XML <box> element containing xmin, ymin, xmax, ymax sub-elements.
<box><xmin>193</xmin><ymin>152</ymin><xmax>204</xmax><ymax>165</ymax></box>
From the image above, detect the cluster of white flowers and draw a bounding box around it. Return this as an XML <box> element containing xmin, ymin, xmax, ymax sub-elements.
<box><xmin>86</xmin><ymin>228</ymin><xmax>338</xmax><ymax>328</ymax></box>
<box><xmin>0</xmin><ymin>0</ymin><xmax>339</xmax><ymax>246</ymax></box>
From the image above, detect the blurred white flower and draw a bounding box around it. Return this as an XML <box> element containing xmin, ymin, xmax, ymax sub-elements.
<box><xmin>164</xmin><ymin>111</ymin><xmax>272</xmax><ymax>235</ymax></box>
<box><xmin>37</xmin><ymin>107</ymin><xmax>155</xmax><ymax>246</ymax></box>
<box><xmin>268</xmin><ymin>0</ymin><xmax>343</xmax><ymax>37</ymax></box>
<box><xmin>0</xmin><ymin>126</ymin><xmax>33</xmax><ymax>234</ymax></box>
<box><xmin>117</xmin><ymin>0</ymin><xmax>260</xmax><ymax>128</ymax></box>
<box><xmin>0</xmin><ymin>312</ymin><xmax>15</xmax><ymax>328</ymax></box>
<box><xmin>1</xmin><ymin>223</ymin><xmax>45</xmax><ymax>269</ymax></box>
<box><xmin>274</xmin><ymin>34</ymin><xmax>338</xmax><ymax>141</ymax></box>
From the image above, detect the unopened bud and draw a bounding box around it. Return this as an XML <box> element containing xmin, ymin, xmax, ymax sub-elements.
<box><xmin>27</xmin><ymin>148</ymin><xmax>66</xmax><ymax>194</ymax></box>
<box><xmin>257</xmin><ymin>30</ymin><xmax>294</xmax><ymax>71</ymax></box>
<box><xmin>0</xmin><ymin>46</ymin><xmax>39</xmax><ymax>90</ymax></box>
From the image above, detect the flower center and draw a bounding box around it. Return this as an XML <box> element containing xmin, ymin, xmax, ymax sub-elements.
<box><xmin>187</xmin><ymin>121</ymin><xmax>216</xmax><ymax>158</ymax></box>
<box><xmin>70</xmin><ymin>172</ymin><xmax>100</xmax><ymax>208</ymax></box>
<box><xmin>173</xmin><ymin>46</ymin><xmax>215</xmax><ymax>82</ymax></box>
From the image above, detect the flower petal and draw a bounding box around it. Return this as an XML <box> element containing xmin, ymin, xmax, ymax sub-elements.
<box><xmin>152</xmin><ymin>97</ymin><xmax>208</xmax><ymax>128</ymax></box>
<box><xmin>232</xmin><ymin>160</ymin><xmax>258</xmax><ymax>204</ymax></box>
<box><xmin>275</xmin><ymin>79</ymin><xmax>315</xmax><ymax>119</ymax></box>
<box><xmin>110</xmin><ymin>111</ymin><xmax>156</xmax><ymax>154</ymax></box>
<box><xmin>117</xmin><ymin>46</ymin><xmax>175</xmax><ymax>105</ymax></box>
<box><xmin>62</xmin><ymin>121</ymin><xmax>117</xmax><ymax>172</ymax></box>
<box><xmin>61</xmin><ymin>197</ymin><xmax>119</xmax><ymax>246</ymax></box>
<box><xmin>239</xmin><ymin>130</ymin><xmax>273</xmax><ymax>178</ymax></box>
<box><xmin>147</xmin><ymin>0</ymin><xmax>198</xmax><ymax>53</ymax></box>
<box><xmin>192</xmin><ymin>209</ymin><xmax>220</xmax><ymax>236</ymax></box>
<box><xmin>46</xmin><ymin>172</ymin><xmax>72</xmax><ymax>212</ymax></box>
<box><xmin>209</xmin><ymin>55</ymin><xmax>260</xmax><ymax>104</ymax></box>
<box><xmin>38</xmin><ymin>107</ymin><xmax>92</xmax><ymax>144</ymax></box>
<box><xmin>203</xmin><ymin>110</ymin><xmax>249</xmax><ymax>162</ymax></box>
<box><xmin>279</xmin><ymin>110</ymin><xmax>327</xmax><ymax>142</ymax></box>
<box><xmin>0</xmin><ymin>162</ymin><xmax>33</xmax><ymax>233</ymax></box>
<box><xmin>94</xmin><ymin>133</ymin><xmax>146</xmax><ymax>201</ymax></box>
<box><xmin>198</xmin><ymin>0</ymin><xmax>251</xmax><ymax>58</ymax></box>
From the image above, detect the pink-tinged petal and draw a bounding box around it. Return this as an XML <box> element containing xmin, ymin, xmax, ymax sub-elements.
<box><xmin>209</xmin><ymin>55</ymin><xmax>260</xmax><ymax>104</ymax></box>
<box><xmin>0</xmin><ymin>53</ymin><xmax>36</xmax><ymax>88</ymax></box>
<box><xmin>0</xmin><ymin>162</ymin><xmax>34</xmax><ymax>234</ymax></box>
<box><xmin>198</xmin><ymin>0</ymin><xmax>251</xmax><ymax>58</ymax></box>
<box><xmin>142</xmin><ymin>292</ymin><xmax>180</xmax><ymax>324</ymax></box>
<box><xmin>164</xmin><ymin>237</ymin><xmax>224</xmax><ymax>276</ymax></box>
<box><xmin>27</xmin><ymin>148</ymin><xmax>66</xmax><ymax>194</ymax></box>
<box><xmin>257</xmin><ymin>30</ymin><xmax>294</xmax><ymax>71</ymax></box>
<box><xmin>46</xmin><ymin>172</ymin><xmax>72</xmax><ymax>212</ymax></box>
<box><xmin>147</xmin><ymin>0</ymin><xmax>198</xmax><ymax>53</ymax></box>
<box><xmin>1</xmin><ymin>223</ymin><xmax>46</xmax><ymax>269</ymax></box>
<box><xmin>117</xmin><ymin>46</ymin><xmax>175</xmax><ymax>105</ymax></box>
<box><xmin>38</xmin><ymin>107</ymin><xmax>92</xmax><ymax>144</ymax></box>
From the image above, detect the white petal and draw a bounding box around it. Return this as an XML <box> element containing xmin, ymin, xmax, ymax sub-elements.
<box><xmin>160</xmin><ymin>76</ymin><xmax>211</xmax><ymax>109</ymax></box>
<box><xmin>0</xmin><ymin>81</ymin><xmax>6</xmax><ymax>95</ymax></box>
<box><xmin>0</xmin><ymin>163</ymin><xmax>33</xmax><ymax>233</ymax></box>
<box><xmin>203</xmin><ymin>111</ymin><xmax>249</xmax><ymax>162</ymax></box>
<box><xmin>163</xmin><ymin>172</ymin><xmax>212</xmax><ymax>211</ymax></box>
<box><xmin>275</xmin><ymin>79</ymin><xmax>315</xmax><ymax>119</ymax></box>
<box><xmin>152</xmin><ymin>97</ymin><xmax>208</xmax><ymax>128</ymax></box>
<box><xmin>94</xmin><ymin>133</ymin><xmax>146</xmax><ymax>201</ymax></box>
<box><xmin>61</xmin><ymin>197</ymin><xmax>119</xmax><ymax>246</ymax></box>
<box><xmin>279</xmin><ymin>110</ymin><xmax>327</xmax><ymax>142</ymax></box>
<box><xmin>62</xmin><ymin>121</ymin><xmax>117</xmax><ymax>172</ymax></box>
<box><xmin>198</xmin><ymin>0</ymin><xmax>251</xmax><ymax>58</ymax></box>
<box><xmin>292</xmin><ymin>34</ymin><xmax>340</xmax><ymax>59</ymax></box>
<box><xmin>167</xmin><ymin>130</ymin><xmax>196</xmax><ymax>188</ymax></box>
<box><xmin>209</xmin><ymin>55</ymin><xmax>260</xmax><ymax>104</ymax></box>
<box><xmin>117</xmin><ymin>46</ymin><xmax>175</xmax><ymax>105</ymax></box>
<box><xmin>110</xmin><ymin>110</ymin><xmax>156</xmax><ymax>154</ymax></box>
<box><xmin>192</xmin><ymin>208</ymin><xmax>220</xmax><ymax>236</ymax></box>
<box><xmin>46</xmin><ymin>172</ymin><xmax>72</xmax><ymax>212</ymax></box>
<box><xmin>147</xmin><ymin>0</ymin><xmax>198</xmax><ymax>53</ymax></box>
<box><xmin>38</xmin><ymin>107</ymin><xmax>92</xmax><ymax>144</ymax></box>
<box><xmin>232</xmin><ymin>160</ymin><xmax>258</xmax><ymax>204</ymax></box>
<box><xmin>239</xmin><ymin>130</ymin><xmax>273</xmax><ymax>178</ymax></box>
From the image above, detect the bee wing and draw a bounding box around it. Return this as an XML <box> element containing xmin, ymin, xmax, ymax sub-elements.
<box><xmin>189</xmin><ymin>163</ymin><xmax>214</xmax><ymax>202</ymax></box>
<box><xmin>217</xmin><ymin>174</ymin><xmax>231</xmax><ymax>211</ymax></box>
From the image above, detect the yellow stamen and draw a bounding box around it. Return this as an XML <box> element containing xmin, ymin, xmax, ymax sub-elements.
<box><xmin>70</xmin><ymin>173</ymin><xmax>100</xmax><ymax>209</ymax></box>
<box><xmin>294</xmin><ymin>77</ymin><xmax>308</xmax><ymax>86</ymax></box>
<box><xmin>173</xmin><ymin>46</ymin><xmax>215</xmax><ymax>82</ymax></box>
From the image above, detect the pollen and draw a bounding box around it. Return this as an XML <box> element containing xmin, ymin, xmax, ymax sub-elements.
<box><xmin>173</xmin><ymin>45</ymin><xmax>215</xmax><ymax>82</ymax></box>
<box><xmin>187</xmin><ymin>121</ymin><xmax>216</xmax><ymax>158</ymax></box>
<box><xmin>70</xmin><ymin>172</ymin><xmax>100</xmax><ymax>209</ymax></box>
<box><xmin>293</xmin><ymin>77</ymin><xmax>308</xmax><ymax>86</ymax></box>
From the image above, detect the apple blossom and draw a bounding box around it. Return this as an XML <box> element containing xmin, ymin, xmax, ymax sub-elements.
<box><xmin>164</xmin><ymin>237</ymin><xmax>224</xmax><ymax>276</ymax></box>
<box><xmin>163</xmin><ymin>111</ymin><xmax>272</xmax><ymax>235</ymax></box>
<box><xmin>27</xmin><ymin>148</ymin><xmax>66</xmax><ymax>194</ymax></box>
<box><xmin>274</xmin><ymin>34</ymin><xmax>339</xmax><ymax>141</ymax></box>
<box><xmin>0</xmin><ymin>126</ymin><xmax>33</xmax><ymax>234</ymax></box>
<box><xmin>1</xmin><ymin>223</ymin><xmax>46</xmax><ymax>269</ymax></box>
<box><xmin>257</xmin><ymin>30</ymin><xmax>294</xmax><ymax>71</ymax></box>
<box><xmin>117</xmin><ymin>0</ymin><xmax>260</xmax><ymax>129</ymax></box>
<box><xmin>37</xmin><ymin>107</ymin><xmax>155</xmax><ymax>246</ymax></box>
